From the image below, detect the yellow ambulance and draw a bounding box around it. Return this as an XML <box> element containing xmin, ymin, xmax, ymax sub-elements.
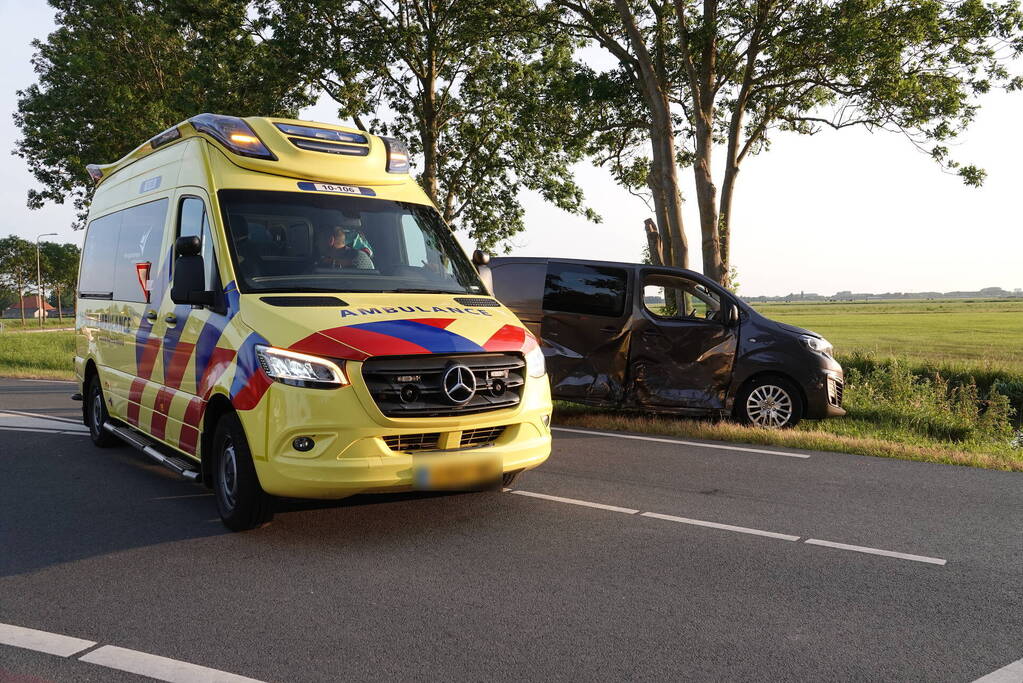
<box><xmin>75</xmin><ymin>114</ymin><xmax>551</xmax><ymax>530</ymax></box>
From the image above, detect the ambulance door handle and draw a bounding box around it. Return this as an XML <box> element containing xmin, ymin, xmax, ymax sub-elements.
<box><xmin>145</xmin><ymin>310</ymin><xmax>158</xmax><ymax>321</ymax></box>
<box><xmin>164</xmin><ymin>313</ymin><xmax>178</xmax><ymax>326</ymax></box>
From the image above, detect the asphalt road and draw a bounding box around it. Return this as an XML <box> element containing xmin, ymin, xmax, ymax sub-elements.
<box><xmin>1</xmin><ymin>376</ymin><xmax>1021</xmax><ymax>682</ymax></box>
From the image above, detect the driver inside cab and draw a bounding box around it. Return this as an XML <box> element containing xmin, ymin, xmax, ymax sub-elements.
<box><xmin>315</xmin><ymin>217</ymin><xmax>375</xmax><ymax>270</ymax></box>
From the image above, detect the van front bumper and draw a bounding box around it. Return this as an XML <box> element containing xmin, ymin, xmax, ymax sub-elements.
<box><xmin>243</xmin><ymin>374</ymin><xmax>553</xmax><ymax>499</ymax></box>
<box><xmin>803</xmin><ymin>367</ymin><xmax>846</xmax><ymax>419</ymax></box>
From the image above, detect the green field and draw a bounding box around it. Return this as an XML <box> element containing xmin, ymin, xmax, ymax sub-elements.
<box><xmin>1</xmin><ymin>299</ymin><xmax>1021</xmax><ymax>469</ymax></box>
<box><xmin>751</xmin><ymin>298</ymin><xmax>1023</xmax><ymax>374</ymax></box>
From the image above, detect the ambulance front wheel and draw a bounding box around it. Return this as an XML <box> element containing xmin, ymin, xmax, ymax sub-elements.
<box><xmin>212</xmin><ymin>412</ymin><xmax>275</xmax><ymax>531</ymax></box>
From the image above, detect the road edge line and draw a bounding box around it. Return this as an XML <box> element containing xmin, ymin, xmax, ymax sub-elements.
<box><xmin>552</xmin><ymin>427</ymin><xmax>811</xmax><ymax>459</ymax></box>
<box><xmin>0</xmin><ymin>622</ymin><xmax>96</xmax><ymax>657</ymax></box>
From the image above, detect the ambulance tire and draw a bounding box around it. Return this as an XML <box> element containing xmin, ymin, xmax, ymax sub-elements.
<box><xmin>86</xmin><ymin>374</ymin><xmax>119</xmax><ymax>448</ymax></box>
<box><xmin>212</xmin><ymin>413</ymin><xmax>275</xmax><ymax>531</ymax></box>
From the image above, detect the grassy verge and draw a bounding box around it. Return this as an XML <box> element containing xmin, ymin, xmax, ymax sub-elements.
<box><xmin>0</xmin><ymin>317</ymin><xmax>75</xmax><ymax>331</ymax></box>
<box><xmin>556</xmin><ymin>356</ymin><xmax>1023</xmax><ymax>471</ymax></box>
<box><xmin>0</xmin><ymin>329</ymin><xmax>75</xmax><ymax>379</ymax></box>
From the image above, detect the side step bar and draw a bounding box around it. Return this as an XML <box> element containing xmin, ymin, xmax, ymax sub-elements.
<box><xmin>103</xmin><ymin>422</ymin><xmax>201</xmax><ymax>482</ymax></box>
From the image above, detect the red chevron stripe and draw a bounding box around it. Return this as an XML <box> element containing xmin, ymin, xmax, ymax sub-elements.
<box><xmin>137</xmin><ymin>337</ymin><xmax>161</xmax><ymax>380</ymax></box>
<box><xmin>164</xmin><ymin>341</ymin><xmax>195</xmax><ymax>390</ymax></box>
<box><xmin>318</xmin><ymin>326</ymin><xmax>430</xmax><ymax>357</ymax></box>
<box><xmin>150</xmin><ymin>386</ymin><xmax>175</xmax><ymax>441</ymax></box>
<box><xmin>178</xmin><ymin>397</ymin><xmax>205</xmax><ymax>456</ymax></box>
<box><xmin>232</xmin><ymin>371</ymin><xmax>272</xmax><ymax>411</ymax></box>
<box><xmin>483</xmin><ymin>324</ymin><xmax>526</xmax><ymax>352</ymax></box>
<box><xmin>198</xmin><ymin>347</ymin><xmax>236</xmax><ymax>400</ymax></box>
<box><xmin>290</xmin><ymin>332</ymin><xmax>370</xmax><ymax>361</ymax></box>
<box><xmin>126</xmin><ymin>378</ymin><xmax>146</xmax><ymax>427</ymax></box>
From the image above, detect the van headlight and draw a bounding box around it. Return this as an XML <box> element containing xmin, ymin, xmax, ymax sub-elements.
<box><xmin>255</xmin><ymin>345</ymin><xmax>348</xmax><ymax>388</ymax></box>
<box><xmin>800</xmin><ymin>335</ymin><xmax>833</xmax><ymax>357</ymax></box>
<box><xmin>525</xmin><ymin>345</ymin><xmax>546</xmax><ymax>378</ymax></box>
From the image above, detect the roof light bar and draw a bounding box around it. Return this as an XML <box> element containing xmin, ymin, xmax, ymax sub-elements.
<box><xmin>150</xmin><ymin>125</ymin><xmax>182</xmax><ymax>150</ymax></box>
<box><xmin>189</xmin><ymin>113</ymin><xmax>277</xmax><ymax>161</ymax></box>
<box><xmin>288</xmin><ymin>137</ymin><xmax>370</xmax><ymax>157</ymax></box>
<box><xmin>381</xmin><ymin>136</ymin><xmax>410</xmax><ymax>174</ymax></box>
<box><xmin>274</xmin><ymin>122</ymin><xmax>368</xmax><ymax>144</ymax></box>
<box><xmin>85</xmin><ymin>164</ymin><xmax>103</xmax><ymax>183</ymax></box>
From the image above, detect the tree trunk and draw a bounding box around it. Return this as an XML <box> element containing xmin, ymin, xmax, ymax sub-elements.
<box><xmin>718</xmin><ymin>162</ymin><xmax>738</xmax><ymax>288</ymax></box>
<box><xmin>17</xmin><ymin>276</ymin><xmax>25</xmax><ymax>326</ymax></box>
<box><xmin>644</xmin><ymin>218</ymin><xmax>663</xmax><ymax>266</ymax></box>
<box><xmin>692</xmin><ymin>115</ymin><xmax>724</xmax><ymax>285</ymax></box>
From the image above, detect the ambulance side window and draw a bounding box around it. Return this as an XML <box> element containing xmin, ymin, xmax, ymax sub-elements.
<box><xmin>178</xmin><ymin>197</ymin><xmax>217</xmax><ymax>290</ymax></box>
<box><xmin>113</xmin><ymin>199</ymin><xmax>169</xmax><ymax>303</ymax></box>
<box><xmin>79</xmin><ymin>212</ymin><xmax>121</xmax><ymax>298</ymax></box>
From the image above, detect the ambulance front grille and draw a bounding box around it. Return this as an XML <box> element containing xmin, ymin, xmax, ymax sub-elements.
<box><xmin>362</xmin><ymin>353</ymin><xmax>525</xmax><ymax>418</ymax></box>
<box><xmin>382</xmin><ymin>433</ymin><xmax>441</xmax><ymax>452</ymax></box>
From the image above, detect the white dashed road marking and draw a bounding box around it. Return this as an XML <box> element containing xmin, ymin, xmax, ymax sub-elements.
<box><xmin>553</xmin><ymin>426</ymin><xmax>812</xmax><ymax>459</ymax></box>
<box><xmin>804</xmin><ymin>538</ymin><xmax>947</xmax><ymax>565</ymax></box>
<box><xmin>509</xmin><ymin>489</ymin><xmax>946</xmax><ymax>566</ymax></box>
<box><xmin>80</xmin><ymin>645</ymin><xmax>264</xmax><ymax>683</ymax></box>
<box><xmin>0</xmin><ymin>623</ymin><xmax>95</xmax><ymax>657</ymax></box>
<box><xmin>972</xmin><ymin>656</ymin><xmax>1023</xmax><ymax>682</ymax></box>
<box><xmin>510</xmin><ymin>489</ymin><xmax>639</xmax><ymax>514</ymax></box>
<box><xmin>0</xmin><ymin>622</ymin><xmax>263</xmax><ymax>682</ymax></box>
<box><xmin>641</xmin><ymin>511</ymin><xmax>801</xmax><ymax>541</ymax></box>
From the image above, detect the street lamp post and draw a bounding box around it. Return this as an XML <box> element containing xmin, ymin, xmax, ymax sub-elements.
<box><xmin>36</xmin><ymin>232</ymin><xmax>58</xmax><ymax>328</ymax></box>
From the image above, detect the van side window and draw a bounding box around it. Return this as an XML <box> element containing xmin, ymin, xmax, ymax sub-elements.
<box><xmin>643</xmin><ymin>273</ymin><xmax>723</xmax><ymax>323</ymax></box>
<box><xmin>543</xmin><ymin>263</ymin><xmax>628</xmax><ymax>317</ymax></box>
<box><xmin>113</xmin><ymin>199</ymin><xmax>169</xmax><ymax>303</ymax></box>
<box><xmin>79</xmin><ymin>212</ymin><xmax>121</xmax><ymax>298</ymax></box>
<box><xmin>178</xmin><ymin>197</ymin><xmax>217</xmax><ymax>290</ymax></box>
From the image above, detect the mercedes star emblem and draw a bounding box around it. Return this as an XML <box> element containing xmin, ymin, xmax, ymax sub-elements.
<box><xmin>442</xmin><ymin>364</ymin><xmax>476</xmax><ymax>405</ymax></box>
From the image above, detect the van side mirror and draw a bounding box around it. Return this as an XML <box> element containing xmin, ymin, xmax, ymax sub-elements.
<box><xmin>472</xmin><ymin>249</ymin><xmax>490</xmax><ymax>266</ymax></box>
<box><xmin>171</xmin><ymin>236</ymin><xmax>214</xmax><ymax>306</ymax></box>
<box><xmin>727</xmin><ymin>304</ymin><xmax>740</xmax><ymax>326</ymax></box>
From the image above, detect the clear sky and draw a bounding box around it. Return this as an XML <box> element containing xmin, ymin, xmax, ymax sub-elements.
<box><xmin>3</xmin><ymin>2</ymin><xmax>1020</xmax><ymax>296</ymax></box>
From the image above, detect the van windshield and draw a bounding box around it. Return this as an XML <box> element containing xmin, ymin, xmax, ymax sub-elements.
<box><xmin>217</xmin><ymin>189</ymin><xmax>485</xmax><ymax>295</ymax></box>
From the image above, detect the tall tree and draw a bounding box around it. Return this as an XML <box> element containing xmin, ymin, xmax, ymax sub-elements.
<box><xmin>561</xmin><ymin>0</ymin><xmax>1022</xmax><ymax>286</ymax></box>
<box><xmin>40</xmin><ymin>241</ymin><xmax>80</xmax><ymax>322</ymax></box>
<box><xmin>0</xmin><ymin>237</ymin><xmax>37</xmax><ymax>325</ymax></box>
<box><xmin>14</xmin><ymin>0</ymin><xmax>315</xmax><ymax>228</ymax></box>
<box><xmin>260</xmin><ymin>0</ymin><xmax>599</xmax><ymax>250</ymax></box>
<box><xmin>554</xmin><ymin>1</ymin><xmax>691</xmax><ymax>269</ymax></box>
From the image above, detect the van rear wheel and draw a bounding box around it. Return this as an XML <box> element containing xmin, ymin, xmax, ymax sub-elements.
<box><xmin>85</xmin><ymin>375</ymin><xmax>119</xmax><ymax>448</ymax></box>
<box><xmin>212</xmin><ymin>413</ymin><xmax>274</xmax><ymax>531</ymax></box>
<box><xmin>735</xmin><ymin>377</ymin><xmax>803</xmax><ymax>429</ymax></box>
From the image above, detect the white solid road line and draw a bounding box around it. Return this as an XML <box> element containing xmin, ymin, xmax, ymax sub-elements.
<box><xmin>553</xmin><ymin>426</ymin><xmax>811</xmax><ymax>459</ymax></box>
<box><xmin>972</xmin><ymin>656</ymin><xmax>1023</xmax><ymax>682</ymax></box>
<box><xmin>804</xmin><ymin>538</ymin><xmax>947</xmax><ymax>565</ymax></box>
<box><xmin>1</xmin><ymin>409</ymin><xmax>84</xmax><ymax>425</ymax></box>
<box><xmin>0</xmin><ymin>622</ymin><xmax>95</xmax><ymax>657</ymax></box>
<box><xmin>641</xmin><ymin>511</ymin><xmax>801</xmax><ymax>541</ymax></box>
<box><xmin>510</xmin><ymin>489</ymin><xmax>640</xmax><ymax>514</ymax></box>
<box><xmin>80</xmin><ymin>645</ymin><xmax>264</xmax><ymax>683</ymax></box>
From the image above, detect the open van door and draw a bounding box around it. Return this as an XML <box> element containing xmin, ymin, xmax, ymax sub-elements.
<box><xmin>540</xmin><ymin>261</ymin><xmax>631</xmax><ymax>404</ymax></box>
<box><xmin>626</xmin><ymin>269</ymin><xmax>738</xmax><ymax>412</ymax></box>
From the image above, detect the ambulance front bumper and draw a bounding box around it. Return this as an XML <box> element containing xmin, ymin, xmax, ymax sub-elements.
<box><xmin>245</xmin><ymin>373</ymin><xmax>553</xmax><ymax>499</ymax></box>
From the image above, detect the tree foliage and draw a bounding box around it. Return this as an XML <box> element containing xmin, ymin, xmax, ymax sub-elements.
<box><xmin>259</xmin><ymin>0</ymin><xmax>599</xmax><ymax>250</ymax></box>
<box><xmin>14</xmin><ymin>0</ymin><xmax>315</xmax><ymax>228</ymax></box>
<box><xmin>559</xmin><ymin>0</ymin><xmax>1023</xmax><ymax>285</ymax></box>
<box><xmin>0</xmin><ymin>236</ymin><xmax>38</xmax><ymax>324</ymax></box>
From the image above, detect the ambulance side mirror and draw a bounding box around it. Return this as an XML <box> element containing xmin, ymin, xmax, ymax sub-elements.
<box><xmin>171</xmin><ymin>236</ymin><xmax>214</xmax><ymax>307</ymax></box>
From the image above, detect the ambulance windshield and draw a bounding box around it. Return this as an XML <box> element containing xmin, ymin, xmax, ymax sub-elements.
<box><xmin>218</xmin><ymin>189</ymin><xmax>485</xmax><ymax>295</ymax></box>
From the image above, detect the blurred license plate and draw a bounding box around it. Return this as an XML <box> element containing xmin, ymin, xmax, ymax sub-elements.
<box><xmin>413</xmin><ymin>455</ymin><xmax>501</xmax><ymax>490</ymax></box>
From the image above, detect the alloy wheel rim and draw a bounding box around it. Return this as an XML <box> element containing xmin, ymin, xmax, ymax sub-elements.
<box><xmin>218</xmin><ymin>438</ymin><xmax>238</xmax><ymax>511</ymax></box>
<box><xmin>746</xmin><ymin>384</ymin><xmax>793</xmax><ymax>428</ymax></box>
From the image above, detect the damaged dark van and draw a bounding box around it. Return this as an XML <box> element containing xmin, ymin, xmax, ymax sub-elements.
<box><xmin>488</xmin><ymin>257</ymin><xmax>845</xmax><ymax>428</ymax></box>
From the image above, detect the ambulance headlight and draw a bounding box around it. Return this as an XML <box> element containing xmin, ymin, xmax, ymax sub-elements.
<box><xmin>255</xmin><ymin>345</ymin><xmax>348</xmax><ymax>388</ymax></box>
<box><xmin>525</xmin><ymin>345</ymin><xmax>546</xmax><ymax>378</ymax></box>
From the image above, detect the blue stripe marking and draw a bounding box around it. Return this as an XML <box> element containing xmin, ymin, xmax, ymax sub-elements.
<box><xmin>194</xmin><ymin>280</ymin><xmax>241</xmax><ymax>384</ymax></box>
<box><xmin>230</xmin><ymin>332</ymin><xmax>269</xmax><ymax>399</ymax></box>
<box><xmin>351</xmin><ymin>320</ymin><xmax>484</xmax><ymax>354</ymax></box>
